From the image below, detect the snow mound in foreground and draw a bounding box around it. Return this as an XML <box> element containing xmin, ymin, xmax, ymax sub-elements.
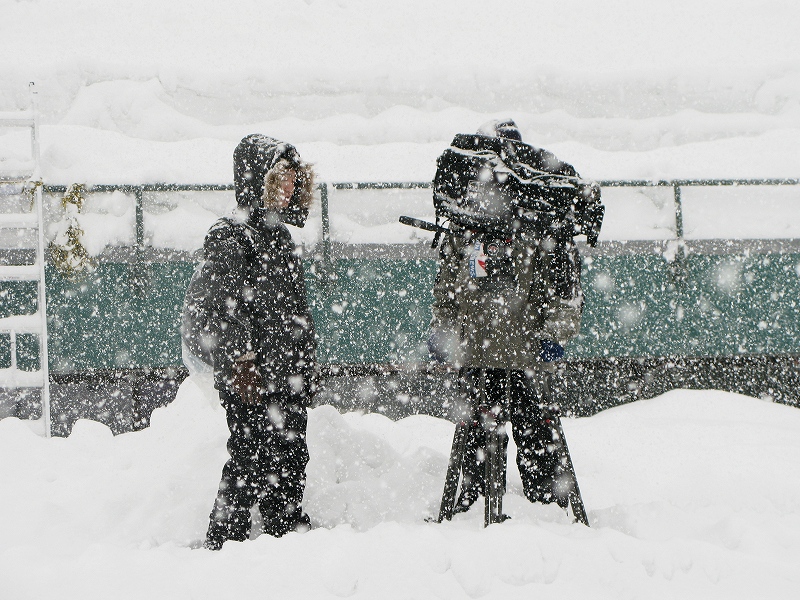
<box><xmin>1</xmin><ymin>382</ymin><xmax>799</xmax><ymax>599</ymax></box>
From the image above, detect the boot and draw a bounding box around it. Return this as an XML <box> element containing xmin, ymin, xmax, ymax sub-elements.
<box><xmin>204</xmin><ymin>506</ymin><xmax>251</xmax><ymax>550</ymax></box>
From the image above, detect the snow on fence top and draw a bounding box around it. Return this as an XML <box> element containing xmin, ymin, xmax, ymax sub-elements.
<box><xmin>16</xmin><ymin>179</ymin><xmax>799</xmax><ymax>257</ymax></box>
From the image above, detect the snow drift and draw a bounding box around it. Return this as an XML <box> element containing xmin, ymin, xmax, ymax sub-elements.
<box><xmin>1</xmin><ymin>382</ymin><xmax>799</xmax><ymax>598</ymax></box>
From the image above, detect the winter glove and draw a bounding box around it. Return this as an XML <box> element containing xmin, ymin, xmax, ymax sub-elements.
<box><xmin>540</xmin><ymin>339</ymin><xmax>565</xmax><ymax>362</ymax></box>
<box><xmin>428</xmin><ymin>327</ymin><xmax>457</xmax><ymax>364</ymax></box>
<box><xmin>288</xmin><ymin>368</ymin><xmax>319</xmax><ymax>407</ymax></box>
<box><xmin>230</xmin><ymin>360</ymin><xmax>263</xmax><ymax>404</ymax></box>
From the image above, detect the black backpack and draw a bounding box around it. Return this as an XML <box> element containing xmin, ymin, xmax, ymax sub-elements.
<box><xmin>181</xmin><ymin>260</ymin><xmax>217</xmax><ymax>369</ymax></box>
<box><xmin>180</xmin><ymin>218</ymin><xmax>257</xmax><ymax>369</ymax></box>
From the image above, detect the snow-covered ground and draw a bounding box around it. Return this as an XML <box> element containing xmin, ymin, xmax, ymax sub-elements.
<box><xmin>2</xmin><ymin>0</ymin><xmax>800</xmax><ymax>597</ymax></box>
<box><xmin>1</xmin><ymin>383</ymin><xmax>799</xmax><ymax>599</ymax></box>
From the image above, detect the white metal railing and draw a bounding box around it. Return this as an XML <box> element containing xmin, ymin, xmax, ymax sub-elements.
<box><xmin>0</xmin><ymin>83</ymin><xmax>51</xmax><ymax>436</ymax></box>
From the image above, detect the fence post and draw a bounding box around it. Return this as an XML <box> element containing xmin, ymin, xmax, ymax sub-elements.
<box><xmin>320</xmin><ymin>182</ymin><xmax>330</xmax><ymax>264</ymax></box>
<box><xmin>317</xmin><ymin>182</ymin><xmax>337</xmax><ymax>285</ymax></box>
<box><xmin>135</xmin><ymin>185</ymin><xmax>144</xmax><ymax>248</ymax></box>
<box><xmin>673</xmin><ymin>183</ymin><xmax>684</xmax><ymax>240</ymax></box>
<box><xmin>129</xmin><ymin>186</ymin><xmax>150</xmax><ymax>296</ymax></box>
<box><xmin>668</xmin><ymin>183</ymin><xmax>688</xmax><ymax>285</ymax></box>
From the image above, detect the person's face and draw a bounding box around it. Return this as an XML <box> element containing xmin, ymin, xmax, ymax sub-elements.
<box><xmin>278</xmin><ymin>169</ymin><xmax>297</xmax><ymax>209</ymax></box>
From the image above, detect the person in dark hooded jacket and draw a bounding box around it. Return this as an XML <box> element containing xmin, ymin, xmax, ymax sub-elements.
<box><xmin>182</xmin><ymin>134</ymin><xmax>317</xmax><ymax>550</ymax></box>
<box><xmin>429</xmin><ymin>119</ymin><xmax>587</xmax><ymax>516</ymax></box>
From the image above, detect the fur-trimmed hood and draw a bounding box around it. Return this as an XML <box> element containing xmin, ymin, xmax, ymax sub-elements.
<box><xmin>233</xmin><ymin>134</ymin><xmax>315</xmax><ymax>227</ymax></box>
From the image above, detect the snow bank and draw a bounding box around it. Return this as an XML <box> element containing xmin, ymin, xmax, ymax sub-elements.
<box><xmin>2</xmin><ymin>0</ymin><xmax>798</xmax><ymax>187</ymax></box>
<box><xmin>1</xmin><ymin>383</ymin><xmax>799</xmax><ymax>598</ymax></box>
<box><xmin>3</xmin><ymin>1</ymin><xmax>798</xmax><ymax>253</ymax></box>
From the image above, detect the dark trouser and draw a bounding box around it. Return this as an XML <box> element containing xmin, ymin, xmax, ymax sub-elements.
<box><xmin>454</xmin><ymin>368</ymin><xmax>567</xmax><ymax>512</ymax></box>
<box><xmin>206</xmin><ymin>390</ymin><xmax>310</xmax><ymax>546</ymax></box>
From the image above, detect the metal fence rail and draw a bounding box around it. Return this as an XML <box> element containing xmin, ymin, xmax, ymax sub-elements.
<box><xmin>42</xmin><ymin>177</ymin><xmax>800</xmax><ymax>260</ymax></box>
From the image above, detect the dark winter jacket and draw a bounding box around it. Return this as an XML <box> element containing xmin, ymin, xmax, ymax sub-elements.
<box><xmin>430</xmin><ymin>228</ymin><xmax>583</xmax><ymax>370</ymax></box>
<box><xmin>182</xmin><ymin>135</ymin><xmax>317</xmax><ymax>403</ymax></box>
<box><xmin>430</xmin><ymin>133</ymin><xmax>586</xmax><ymax>370</ymax></box>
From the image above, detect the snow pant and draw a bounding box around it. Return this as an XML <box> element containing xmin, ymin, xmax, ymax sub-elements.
<box><xmin>454</xmin><ymin>368</ymin><xmax>568</xmax><ymax>512</ymax></box>
<box><xmin>206</xmin><ymin>390</ymin><xmax>310</xmax><ymax>546</ymax></box>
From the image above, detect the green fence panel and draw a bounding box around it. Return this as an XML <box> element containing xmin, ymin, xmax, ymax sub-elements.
<box><xmin>309</xmin><ymin>258</ymin><xmax>436</xmax><ymax>364</ymax></box>
<box><xmin>572</xmin><ymin>251</ymin><xmax>800</xmax><ymax>358</ymax></box>
<box><xmin>45</xmin><ymin>263</ymin><xmax>193</xmax><ymax>371</ymax></box>
<box><xmin>44</xmin><ymin>258</ymin><xmax>436</xmax><ymax>371</ymax></box>
<box><xmin>22</xmin><ymin>179</ymin><xmax>800</xmax><ymax>375</ymax></box>
<box><xmin>681</xmin><ymin>253</ymin><xmax>800</xmax><ymax>355</ymax></box>
<box><xmin>0</xmin><ymin>281</ymin><xmax>40</xmax><ymax>370</ymax></box>
<box><xmin>33</xmin><ymin>250</ymin><xmax>800</xmax><ymax>373</ymax></box>
<box><xmin>572</xmin><ymin>254</ymin><xmax>679</xmax><ymax>358</ymax></box>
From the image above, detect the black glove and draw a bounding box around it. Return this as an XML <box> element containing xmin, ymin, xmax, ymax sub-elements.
<box><xmin>540</xmin><ymin>339</ymin><xmax>565</xmax><ymax>362</ymax></box>
<box><xmin>230</xmin><ymin>360</ymin><xmax>263</xmax><ymax>404</ymax></box>
<box><xmin>289</xmin><ymin>368</ymin><xmax>319</xmax><ymax>407</ymax></box>
<box><xmin>428</xmin><ymin>327</ymin><xmax>457</xmax><ymax>364</ymax></box>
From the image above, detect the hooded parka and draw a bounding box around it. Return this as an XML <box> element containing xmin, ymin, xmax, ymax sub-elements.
<box><xmin>185</xmin><ymin>134</ymin><xmax>317</xmax><ymax>548</ymax></box>
<box><xmin>183</xmin><ymin>134</ymin><xmax>317</xmax><ymax>400</ymax></box>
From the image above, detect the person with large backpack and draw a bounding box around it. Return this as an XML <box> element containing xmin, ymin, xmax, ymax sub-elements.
<box><xmin>427</xmin><ymin>119</ymin><xmax>602</xmax><ymax>518</ymax></box>
<box><xmin>182</xmin><ymin>134</ymin><xmax>317</xmax><ymax>549</ymax></box>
